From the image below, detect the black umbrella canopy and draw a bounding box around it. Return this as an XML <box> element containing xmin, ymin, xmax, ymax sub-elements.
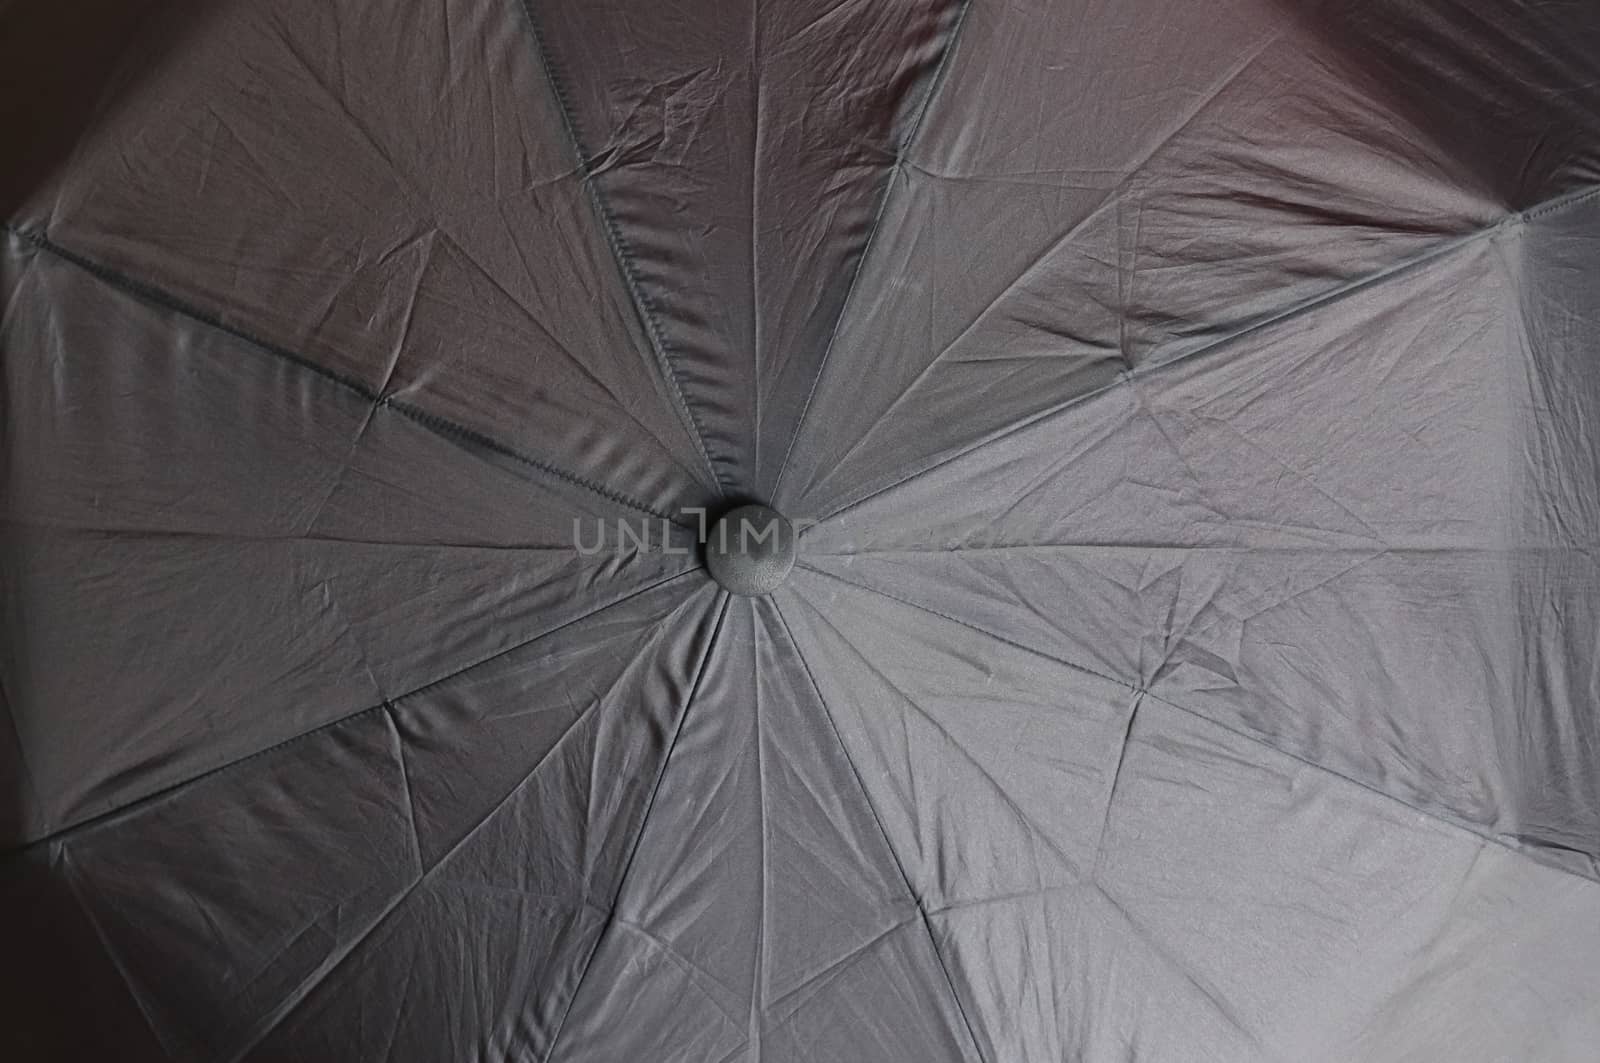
<box><xmin>4</xmin><ymin>1</ymin><xmax>1600</xmax><ymax>1060</ymax></box>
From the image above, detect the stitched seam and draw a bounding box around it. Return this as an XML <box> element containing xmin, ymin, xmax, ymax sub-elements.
<box><xmin>4</xmin><ymin>223</ymin><xmax>380</xmax><ymax>399</ymax></box>
<box><xmin>1520</xmin><ymin>183</ymin><xmax>1600</xmax><ymax>221</ymax></box>
<box><xmin>512</xmin><ymin>0</ymin><xmax>728</xmax><ymax>496</ymax></box>
<box><xmin>385</xmin><ymin>399</ymin><xmax>682</xmax><ymax>522</ymax></box>
<box><xmin>3</xmin><ymin>223</ymin><xmax>679</xmax><ymax>523</ymax></box>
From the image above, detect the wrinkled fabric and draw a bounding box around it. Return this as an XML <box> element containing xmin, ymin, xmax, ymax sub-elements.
<box><xmin>3</xmin><ymin>1</ymin><xmax>1600</xmax><ymax>1060</ymax></box>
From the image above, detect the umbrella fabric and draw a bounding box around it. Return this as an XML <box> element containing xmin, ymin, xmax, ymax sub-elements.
<box><xmin>4</xmin><ymin>1</ymin><xmax>1600</xmax><ymax>1060</ymax></box>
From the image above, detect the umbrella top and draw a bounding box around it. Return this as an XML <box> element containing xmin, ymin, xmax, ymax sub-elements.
<box><xmin>705</xmin><ymin>504</ymin><xmax>796</xmax><ymax>596</ymax></box>
<box><xmin>5</xmin><ymin>1</ymin><xmax>1600</xmax><ymax>1061</ymax></box>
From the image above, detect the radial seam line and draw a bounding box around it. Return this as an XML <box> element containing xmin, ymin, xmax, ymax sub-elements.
<box><xmin>769</xmin><ymin>597</ymin><xmax>989</xmax><ymax>1063</ymax></box>
<box><xmin>749</xmin><ymin>601</ymin><xmax>769</xmax><ymax>1061</ymax></box>
<box><xmin>511</xmin><ymin>0</ymin><xmax>728</xmax><ymax>496</ymax></box>
<box><xmin>1</xmin><ymin>223</ymin><xmax>682</xmax><ymax>524</ymax></box>
<box><xmin>222</xmin><ymin>587</ymin><xmax>716</xmax><ymax>1063</ymax></box>
<box><xmin>749</xmin><ymin>0</ymin><xmax>765</xmax><ymax>490</ymax></box>
<box><xmin>2</xmin><ymin>567</ymin><xmax>702</xmax><ymax>858</ymax></box>
<box><xmin>541</xmin><ymin>591</ymin><xmax>733</xmax><ymax>1063</ymax></box>
<box><xmin>810</xmin><ymin>177</ymin><xmax>1600</xmax><ymax>526</ymax></box>
<box><xmin>1090</xmin><ymin>692</ymin><xmax>1143</xmax><ymax>878</ymax></box>
<box><xmin>798</xmin><ymin>561</ymin><xmax>1600</xmax><ymax>890</ymax></box>
<box><xmin>60</xmin><ymin>851</ymin><xmax>174</xmax><ymax>1058</ymax></box>
<box><xmin>769</xmin><ymin>0</ymin><xmax>977</xmax><ymax>500</ymax></box>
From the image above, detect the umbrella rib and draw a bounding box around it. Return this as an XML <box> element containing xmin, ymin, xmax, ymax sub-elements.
<box><xmin>222</xmin><ymin>619</ymin><xmax>677</xmax><ymax>1063</ymax></box>
<box><xmin>1</xmin><ymin>223</ymin><xmax>375</xmax><ymax>393</ymax></box>
<box><xmin>220</xmin><ymin>585</ymin><xmax>721</xmax><ymax>1063</ymax></box>
<box><xmin>807</xmin><ymin>177</ymin><xmax>1600</xmax><ymax>527</ymax></box>
<box><xmin>749</xmin><ymin>599</ymin><xmax>770</xmax><ymax>1060</ymax></box>
<box><xmin>1</xmin><ymin>223</ymin><xmax>684</xmax><ymax>525</ymax></box>
<box><xmin>385</xmin><ymin>399</ymin><xmax>690</xmax><ymax>524</ymax></box>
<box><xmin>769</xmin><ymin>595</ymin><xmax>990</xmax><ymax>1063</ymax></box>
<box><xmin>2</xmin><ymin>566</ymin><xmax>702</xmax><ymax>857</ymax></box>
<box><xmin>57</xmin><ymin>851</ymin><xmax>175</xmax><ymax>1058</ymax></box>
<box><xmin>421</xmin><ymin>225</ymin><xmax>717</xmax><ymax>490</ymax></box>
<box><xmin>0</xmin><ymin>517</ymin><xmax>597</xmax><ymax>553</ymax></box>
<box><xmin>540</xmin><ymin>591</ymin><xmax>733</xmax><ymax>1063</ymax></box>
<box><xmin>0</xmin><ymin>682</ymin><xmax>37</xmax><ymax>837</ymax></box>
<box><xmin>382</xmin><ymin>704</ymin><xmax>426</xmax><ymax>876</ymax></box>
<box><xmin>747</xmin><ymin>914</ymin><xmax>923</xmax><ymax>1047</ymax></box>
<box><xmin>1089</xmin><ymin>692</ymin><xmax>1143</xmax><ymax>880</ymax></box>
<box><xmin>749</xmin><ymin>0</ymin><xmax>765</xmax><ymax>495</ymax></box>
<box><xmin>879</xmin><ymin>19</ymin><xmax>1287</xmax><ymax>387</ymax></box>
<box><xmin>772</xmin><ymin>17</ymin><xmax>1292</xmax><ymax>505</ymax></box>
<box><xmin>823</xmin><ymin>542</ymin><xmax>1600</xmax><ymax>558</ymax></box>
<box><xmin>798</xmin><ymin>561</ymin><xmax>1600</xmax><ymax>891</ymax></box>
<box><xmin>796</xmin><ymin>590</ymin><xmax>1085</xmax><ymax>881</ymax></box>
<box><xmin>608</xmin><ymin>918</ymin><xmax>750</xmax><ymax>1033</ymax></box>
<box><xmin>768</xmin><ymin>0</ymin><xmax>977</xmax><ymax>501</ymax></box>
<box><xmin>511</xmin><ymin>0</ymin><xmax>729</xmax><ymax>497</ymax></box>
<box><xmin>1086</xmin><ymin>879</ymin><xmax>1271</xmax><ymax>1053</ymax></box>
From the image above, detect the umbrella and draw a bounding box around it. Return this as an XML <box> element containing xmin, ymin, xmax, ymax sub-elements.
<box><xmin>4</xmin><ymin>0</ymin><xmax>1600</xmax><ymax>1059</ymax></box>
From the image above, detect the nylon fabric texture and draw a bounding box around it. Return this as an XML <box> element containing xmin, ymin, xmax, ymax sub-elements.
<box><xmin>4</xmin><ymin>1</ymin><xmax>1600</xmax><ymax>1061</ymax></box>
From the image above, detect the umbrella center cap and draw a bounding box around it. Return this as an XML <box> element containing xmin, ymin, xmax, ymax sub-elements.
<box><xmin>706</xmin><ymin>504</ymin><xmax>796</xmax><ymax>596</ymax></box>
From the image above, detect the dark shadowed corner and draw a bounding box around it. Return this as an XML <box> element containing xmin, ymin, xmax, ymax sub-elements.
<box><xmin>1279</xmin><ymin>0</ymin><xmax>1600</xmax><ymax>210</ymax></box>
<box><xmin>1</xmin><ymin>2</ymin><xmax>221</xmax><ymax>1059</ymax></box>
<box><xmin>0</xmin><ymin>0</ymin><xmax>219</xmax><ymax>219</ymax></box>
<box><xmin>0</xmin><ymin>545</ymin><xmax>167</xmax><ymax>1060</ymax></box>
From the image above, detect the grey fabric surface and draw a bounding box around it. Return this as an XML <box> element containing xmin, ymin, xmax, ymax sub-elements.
<box><xmin>3</xmin><ymin>1</ymin><xmax>1599</xmax><ymax>1060</ymax></box>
